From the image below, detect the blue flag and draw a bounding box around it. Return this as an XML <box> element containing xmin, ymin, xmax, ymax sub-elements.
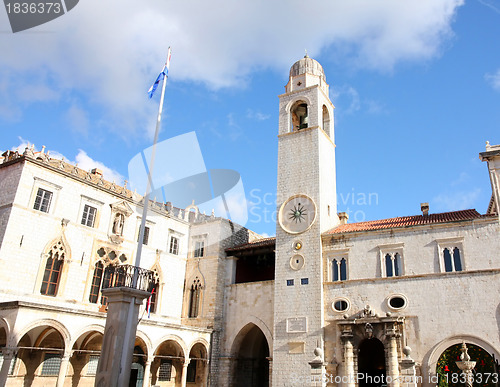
<box><xmin>148</xmin><ymin>47</ymin><xmax>172</xmax><ymax>99</ymax></box>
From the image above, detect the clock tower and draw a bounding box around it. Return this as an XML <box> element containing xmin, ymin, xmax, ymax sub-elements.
<box><xmin>273</xmin><ymin>55</ymin><xmax>339</xmax><ymax>385</ymax></box>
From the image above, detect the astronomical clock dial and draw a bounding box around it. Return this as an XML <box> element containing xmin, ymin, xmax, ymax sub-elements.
<box><xmin>279</xmin><ymin>194</ymin><xmax>316</xmax><ymax>234</ymax></box>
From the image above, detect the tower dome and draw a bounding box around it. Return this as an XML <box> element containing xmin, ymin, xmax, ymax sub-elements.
<box><xmin>289</xmin><ymin>54</ymin><xmax>325</xmax><ymax>81</ymax></box>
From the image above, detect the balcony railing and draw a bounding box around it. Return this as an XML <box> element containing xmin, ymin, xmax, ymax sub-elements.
<box><xmin>102</xmin><ymin>265</ymin><xmax>155</xmax><ymax>292</ymax></box>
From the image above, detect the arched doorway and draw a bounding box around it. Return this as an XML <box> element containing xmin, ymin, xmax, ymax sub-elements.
<box><xmin>187</xmin><ymin>342</ymin><xmax>208</xmax><ymax>386</ymax></box>
<box><xmin>358</xmin><ymin>338</ymin><xmax>386</xmax><ymax>387</ymax></box>
<box><xmin>436</xmin><ymin>343</ymin><xmax>496</xmax><ymax>387</ymax></box>
<box><xmin>16</xmin><ymin>324</ymin><xmax>66</xmax><ymax>386</ymax></box>
<box><xmin>71</xmin><ymin>329</ymin><xmax>103</xmax><ymax>386</ymax></box>
<box><xmin>232</xmin><ymin>324</ymin><xmax>270</xmax><ymax>387</ymax></box>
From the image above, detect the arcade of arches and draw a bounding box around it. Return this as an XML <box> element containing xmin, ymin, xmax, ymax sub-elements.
<box><xmin>0</xmin><ymin>323</ymin><xmax>209</xmax><ymax>387</ymax></box>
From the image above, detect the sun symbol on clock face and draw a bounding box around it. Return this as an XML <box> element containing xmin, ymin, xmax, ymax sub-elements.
<box><xmin>288</xmin><ymin>203</ymin><xmax>307</xmax><ymax>223</ymax></box>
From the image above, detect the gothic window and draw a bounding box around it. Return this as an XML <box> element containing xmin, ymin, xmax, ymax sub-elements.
<box><xmin>40</xmin><ymin>241</ymin><xmax>65</xmax><ymax>296</ymax></box>
<box><xmin>443</xmin><ymin>247</ymin><xmax>462</xmax><ymax>272</ymax></box>
<box><xmin>169</xmin><ymin>236</ymin><xmax>179</xmax><ymax>255</ymax></box>
<box><xmin>33</xmin><ymin>188</ymin><xmax>53</xmax><ymax>213</ymax></box>
<box><xmin>81</xmin><ymin>204</ymin><xmax>97</xmax><ymax>227</ymax></box>
<box><xmin>148</xmin><ymin>271</ymin><xmax>160</xmax><ymax>314</ymax></box>
<box><xmin>188</xmin><ymin>277</ymin><xmax>203</xmax><ymax>318</ymax></box>
<box><xmin>194</xmin><ymin>240</ymin><xmax>205</xmax><ymax>258</ymax></box>
<box><xmin>385</xmin><ymin>253</ymin><xmax>402</xmax><ymax>277</ymax></box>
<box><xmin>89</xmin><ymin>261</ymin><xmax>113</xmax><ymax>305</ymax></box>
<box><xmin>332</xmin><ymin>258</ymin><xmax>347</xmax><ymax>282</ymax></box>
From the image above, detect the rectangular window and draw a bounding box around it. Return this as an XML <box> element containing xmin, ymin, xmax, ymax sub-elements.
<box><xmin>169</xmin><ymin>236</ymin><xmax>179</xmax><ymax>255</ymax></box>
<box><xmin>287</xmin><ymin>279</ymin><xmax>294</xmax><ymax>286</ymax></box>
<box><xmin>138</xmin><ymin>226</ymin><xmax>150</xmax><ymax>245</ymax></box>
<box><xmin>86</xmin><ymin>355</ymin><xmax>99</xmax><ymax>375</ymax></box>
<box><xmin>81</xmin><ymin>204</ymin><xmax>97</xmax><ymax>227</ymax></box>
<box><xmin>33</xmin><ymin>188</ymin><xmax>53</xmax><ymax>213</ymax></box>
<box><xmin>301</xmin><ymin>278</ymin><xmax>309</xmax><ymax>285</ymax></box>
<box><xmin>194</xmin><ymin>240</ymin><xmax>205</xmax><ymax>258</ymax></box>
<box><xmin>158</xmin><ymin>360</ymin><xmax>172</xmax><ymax>381</ymax></box>
<box><xmin>41</xmin><ymin>353</ymin><xmax>61</xmax><ymax>376</ymax></box>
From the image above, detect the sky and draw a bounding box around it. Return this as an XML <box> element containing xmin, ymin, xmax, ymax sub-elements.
<box><xmin>1</xmin><ymin>0</ymin><xmax>499</xmax><ymax>237</ymax></box>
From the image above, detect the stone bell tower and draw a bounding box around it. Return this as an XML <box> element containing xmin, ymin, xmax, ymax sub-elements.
<box><xmin>273</xmin><ymin>55</ymin><xmax>339</xmax><ymax>386</ymax></box>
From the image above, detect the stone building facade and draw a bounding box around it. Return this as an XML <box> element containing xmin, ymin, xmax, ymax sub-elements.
<box><xmin>0</xmin><ymin>56</ymin><xmax>500</xmax><ymax>387</ymax></box>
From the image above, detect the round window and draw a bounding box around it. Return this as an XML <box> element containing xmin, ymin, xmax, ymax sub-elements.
<box><xmin>388</xmin><ymin>294</ymin><xmax>407</xmax><ymax>310</ymax></box>
<box><xmin>332</xmin><ymin>298</ymin><xmax>350</xmax><ymax>313</ymax></box>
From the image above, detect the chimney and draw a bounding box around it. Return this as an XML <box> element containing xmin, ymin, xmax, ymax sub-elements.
<box><xmin>338</xmin><ymin>212</ymin><xmax>349</xmax><ymax>225</ymax></box>
<box><xmin>91</xmin><ymin>168</ymin><xmax>103</xmax><ymax>177</ymax></box>
<box><xmin>421</xmin><ymin>202</ymin><xmax>429</xmax><ymax>216</ymax></box>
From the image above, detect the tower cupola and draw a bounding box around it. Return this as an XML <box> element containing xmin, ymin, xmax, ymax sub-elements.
<box><xmin>286</xmin><ymin>54</ymin><xmax>329</xmax><ymax>94</ymax></box>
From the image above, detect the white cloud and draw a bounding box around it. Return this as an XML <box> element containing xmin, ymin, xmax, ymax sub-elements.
<box><xmin>0</xmin><ymin>0</ymin><xmax>464</xmax><ymax>136</ymax></box>
<box><xmin>485</xmin><ymin>69</ymin><xmax>500</xmax><ymax>91</ymax></box>
<box><xmin>9</xmin><ymin>139</ymin><xmax>124</xmax><ymax>184</ymax></box>
<box><xmin>432</xmin><ymin>188</ymin><xmax>481</xmax><ymax>212</ymax></box>
<box><xmin>246</xmin><ymin>109</ymin><xmax>271</xmax><ymax>121</ymax></box>
<box><xmin>75</xmin><ymin>150</ymin><xmax>124</xmax><ymax>184</ymax></box>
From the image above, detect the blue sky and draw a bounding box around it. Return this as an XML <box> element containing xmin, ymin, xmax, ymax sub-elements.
<box><xmin>1</xmin><ymin>0</ymin><xmax>499</xmax><ymax>237</ymax></box>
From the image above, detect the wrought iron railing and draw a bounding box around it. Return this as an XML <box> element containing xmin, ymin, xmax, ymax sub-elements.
<box><xmin>102</xmin><ymin>265</ymin><xmax>155</xmax><ymax>292</ymax></box>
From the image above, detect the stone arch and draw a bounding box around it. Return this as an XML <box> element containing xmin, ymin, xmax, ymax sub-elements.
<box><xmin>425</xmin><ymin>335</ymin><xmax>500</xmax><ymax>379</ymax></box>
<box><xmin>151</xmin><ymin>336</ymin><xmax>188</xmax><ymax>387</ymax></box>
<box><xmin>230</xmin><ymin>322</ymin><xmax>270</xmax><ymax>387</ymax></box>
<box><xmin>14</xmin><ymin>320</ymin><xmax>69</xmax><ymax>384</ymax></box>
<box><xmin>153</xmin><ymin>335</ymin><xmax>188</xmax><ymax>360</ymax></box>
<box><xmin>14</xmin><ymin>318</ymin><xmax>71</xmax><ymax>350</ymax></box>
<box><xmin>135</xmin><ymin>329</ymin><xmax>153</xmax><ymax>358</ymax></box>
<box><xmin>228</xmin><ymin>316</ymin><xmax>273</xmax><ymax>356</ymax></box>
<box><xmin>187</xmin><ymin>339</ymin><xmax>209</xmax><ymax>386</ymax></box>
<box><xmin>286</xmin><ymin>97</ymin><xmax>312</xmax><ymax>133</ymax></box>
<box><xmin>187</xmin><ymin>337</ymin><xmax>209</xmax><ymax>355</ymax></box>
<box><xmin>0</xmin><ymin>317</ymin><xmax>10</xmax><ymax>342</ymax></box>
<box><xmin>70</xmin><ymin>326</ymin><xmax>104</xmax><ymax>385</ymax></box>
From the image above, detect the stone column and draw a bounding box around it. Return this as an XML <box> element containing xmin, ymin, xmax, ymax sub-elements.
<box><xmin>0</xmin><ymin>348</ymin><xmax>16</xmax><ymax>386</ymax></box>
<box><xmin>181</xmin><ymin>359</ymin><xmax>190</xmax><ymax>387</ymax></box>
<box><xmin>56</xmin><ymin>352</ymin><xmax>71</xmax><ymax>387</ymax></box>
<box><xmin>386</xmin><ymin>324</ymin><xmax>400</xmax><ymax>387</ymax></box>
<box><xmin>267</xmin><ymin>357</ymin><xmax>273</xmax><ymax>387</ymax></box>
<box><xmin>142</xmin><ymin>358</ymin><xmax>152</xmax><ymax>387</ymax></box>
<box><xmin>341</xmin><ymin>327</ymin><xmax>355</xmax><ymax>387</ymax></box>
<box><xmin>202</xmin><ymin>360</ymin><xmax>210</xmax><ymax>387</ymax></box>
<box><xmin>94</xmin><ymin>286</ymin><xmax>150</xmax><ymax>387</ymax></box>
<box><xmin>400</xmin><ymin>347</ymin><xmax>417</xmax><ymax>387</ymax></box>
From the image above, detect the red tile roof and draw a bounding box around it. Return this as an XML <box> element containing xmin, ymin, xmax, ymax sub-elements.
<box><xmin>326</xmin><ymin>209</ymin><xmax>487</xmax><ymax>235</ymax></box>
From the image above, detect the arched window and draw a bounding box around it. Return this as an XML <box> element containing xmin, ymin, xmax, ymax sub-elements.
<box><xmin>332</xmin><ymin>258</ymin><xmax>347</xmax><ymax>282</ymax></box>
<box><xmin>290</xmin><ymin>101</ymin><xmax>309</xmax><ymax>131</ymax></box>
<box><xmin>40</xmin><ymin>241</ymin><xmax>65</xmax><ymax>296</ymax></box>
<box><xmin>188</xmin><ymin>277</ymin><xmax>203</xmax><ymax>318</ymax></box>
<box><xmin>148</xmin><ymin>271</ymin><xmax>160</xmax><ymax>314</ymax></box>
<box><xmin>443</xmin><ymin>247</ymin><xmax>462</xmax><ymax>272</ymax></box>
<box><xmin>385</xmin><ymin>253</ymin><xmax>402</xmax><ymax>277</ymax></box>
<box><xmin>322</xmin><ymin>105</ymin><xmax>331</xmax><ymax>135</ymax></box>
<box><xmin>89</xmin><ymin>261</ymin><xmax>114</xmax><ymax>306</ymax></box>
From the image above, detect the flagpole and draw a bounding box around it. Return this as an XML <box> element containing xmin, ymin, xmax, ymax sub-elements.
<box><xmin>134</xmin><ymin>54</ymin><xmax>169</xmax><ymax>278</ymax></box>
<box><xmin>118</xmin><ymin>49</ymin><xmax>171</xmax><ymax>387</ymax></box>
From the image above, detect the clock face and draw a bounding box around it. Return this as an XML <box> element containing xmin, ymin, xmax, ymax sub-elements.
<box><xmin>279</xmin><ymin>194</ymin><xmax>316</xmax><ymax>234</ymax></box>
